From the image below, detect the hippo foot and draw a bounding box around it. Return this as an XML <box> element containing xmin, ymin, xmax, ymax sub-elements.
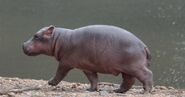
<box><xmin>114</xmin><ymin>89</ymin><xmax>126</xmax><ymax>93</ymax></box>
<box><xmin>87</xmin><ymin>88</ymin><xmax>97</xmax><ymax>92</ymax></box>
<box><xmin>48</xmin><ymin>80</ymin><xmax>59</xmax><ymax>86</ymax></box>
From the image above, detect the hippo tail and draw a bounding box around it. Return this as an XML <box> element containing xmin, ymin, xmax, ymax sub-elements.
<box><xmin>144</xmin><ymin>47</ymin><xmax>152</xmax><ymax>66</ymax></box>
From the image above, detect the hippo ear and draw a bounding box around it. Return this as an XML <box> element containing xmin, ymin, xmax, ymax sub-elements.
<box><xmin>44</xmin><ymin>25</ymin><xmax>55</xmax><ymax>38</ymax></box>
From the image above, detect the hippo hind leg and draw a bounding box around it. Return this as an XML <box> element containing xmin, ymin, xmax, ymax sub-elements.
<box><xmin>135</xmin><ymin>67</ymin><xmax>153</xmax><ymax>93</ymax></box>
<box><xmin>114</xmin><ymin>73</ymin><xmax>135</xmax><ymax>93</ymax></box>
<box><xmin>83</xmin><ymin>71</ymin><xmax>98</xmax><ymax>92</ymax></box>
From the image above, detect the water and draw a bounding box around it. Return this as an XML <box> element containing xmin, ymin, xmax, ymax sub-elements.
<box><xmin>0</xmin><ymin>0</ymin><xmax>184</xmax><ymax>88</ymax></box>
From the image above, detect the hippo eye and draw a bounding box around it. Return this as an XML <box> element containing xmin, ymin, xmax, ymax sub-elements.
<box><xmin>34</xmin><ymin>35</ymin><xmax>41</xmax><ymax>40</ymax></box>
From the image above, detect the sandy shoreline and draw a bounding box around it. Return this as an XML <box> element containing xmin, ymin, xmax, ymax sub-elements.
<box><xmin>0</xmin><ymin>77</ymin><xmax>184</xmax><ymax>97</ymax></box>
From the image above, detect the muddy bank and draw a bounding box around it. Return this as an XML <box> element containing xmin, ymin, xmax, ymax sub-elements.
<box><xmin>0</xmin><ymin>77</ymin><xmax>184</xmax><ymax>97</ymax></box>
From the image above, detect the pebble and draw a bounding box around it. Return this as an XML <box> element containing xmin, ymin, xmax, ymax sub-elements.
<box><xmin>99</xmin><ymin>90</ymin><xmax>109</xmax><ymax>96</ymax></box>
<box><xmin>168</xmin><ymin>86</ymin><xmax>175</xmax><ymax>90</ymax></box>
<box><xmin>8</xmin><ymin>92</ymin><xmax>15</xmax><ymax>96</ymax></box>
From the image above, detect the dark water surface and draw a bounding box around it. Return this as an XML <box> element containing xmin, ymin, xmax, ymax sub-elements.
<box><xmin>0</xmin><ymin>0</ymin><xmax>184</xmax><ymax>88</ymax></box>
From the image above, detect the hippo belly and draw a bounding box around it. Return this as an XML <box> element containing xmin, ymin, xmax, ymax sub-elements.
<box><xmin>63</xmin><ymin>40</ymin><xmax>143</xmax><ymax>76</ymax></box>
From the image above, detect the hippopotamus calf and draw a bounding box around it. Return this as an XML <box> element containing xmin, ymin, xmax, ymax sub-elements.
<box><xmin>23</xmin><ymin>25</ymin><xmax>153</xmax><ymax>93</ymax></box>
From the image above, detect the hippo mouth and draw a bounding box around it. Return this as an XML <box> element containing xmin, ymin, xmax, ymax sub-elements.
<box><xmin>22</xmin><ymin>45</ymin><xmax>38</xmax><ymax>56</ymax></box>
<box><xmin>24</xmin><ymin>51</ymin><xmax>38</xmax><ymax>56</ymax></box>
<box><xmin>23</xmin><ymin>49</ymin><xmax>38</xmax><ymax>56</ymax></box>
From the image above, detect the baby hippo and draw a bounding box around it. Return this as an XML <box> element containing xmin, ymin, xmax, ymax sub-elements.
<box><xmin>23</xmin><ymin>25</ymin><xmax>153</xmax><ymax>93</ymax></box>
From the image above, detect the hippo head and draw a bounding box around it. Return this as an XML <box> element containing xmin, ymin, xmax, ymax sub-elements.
<box><xmin>23</xmin><ymin>25</ymin><xmax>55</xmax><ymax>56</ymax></box>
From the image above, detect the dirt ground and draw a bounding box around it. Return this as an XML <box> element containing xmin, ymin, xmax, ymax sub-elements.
<box><xmin>0</xmin><ymin>77</ymin><xmax>184</xmax><ymax>97</ymax></box>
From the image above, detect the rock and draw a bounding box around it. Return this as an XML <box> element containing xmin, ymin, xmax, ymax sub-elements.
<box><xmin>113</xmin><ymin>84</ymin><xmax>120</xmax><ymax>88</ymax></box>
<box><xmin>71</xmin><ymin>84</ymin><xmax>78</xmax><ymax>89</ymax></box>
<box><xmin>99</xmin><ymin>90</ymin><xmax>109</xmax><ymax>96</ymax></box>
<box><xmin>8</xmin><ymin>92</ymin><xmax>15</xmax><ymax>96</ymax></box>
<box><xmin>155</xmin><ymin>85</ymin><xmax>168</xmax><ymax>90</ymax></box>
<box><xmin>168</xmin><ymin>86</ymin><xmax>175</xmax><ymax>90</ymax></box>
<box><xmin>159</xmin><ymin>86</ymin><xmax>168</xmax><ymax>90</ymax></box>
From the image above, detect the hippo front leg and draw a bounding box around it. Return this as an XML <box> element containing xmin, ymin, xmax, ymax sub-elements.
<box><xmin>83</xmin><ymin>71</ymin><xmax>98</xmax><ymax>92</ymax></box>
<box><xmin>48</xmin><ymin>64</ymin><xmax>73</xmax><ymax>86</ymax></box>
<box><xmin>114</xmin><ymin>73</ymin><xmax>135</xmax><ymax>93</ymax></box>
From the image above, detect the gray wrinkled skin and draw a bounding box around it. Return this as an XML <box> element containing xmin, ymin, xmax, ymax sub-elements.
<box><xmin>23</xmin><ymin>25</ymin><xmax>153</xmax><ymax>93</ymax></box>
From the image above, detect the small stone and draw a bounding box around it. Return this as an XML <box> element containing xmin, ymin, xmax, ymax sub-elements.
<box><xmin>159</xmin><ymin>86</ymin><xmax>168</xmax><ymax>90</ymax></box>
<box><xmin>168</xmin><ymin>86</ymin><xmax>174</xmax><ymax>90</ymax></box>
<box><xmin>99</xmin><ymin>90</ymin><xmax>109</xmax><ymax>96</ymax></box>
<box><xmin>8</xmin><ymin>92</ymin><xmax>16</xmax><ymax>96</ymax></box>
<box><xmin>76</xmin><ymin>83</ymin><xmax>81</xmax><ymax>86</ymax></box>
<box><xmin>71</xmin><ymin>84</ymin><xmax>77</xmax><ymax>89</ymax></box>
<box><xmin>113</xmin><ymin>84</ymin><xmax>119</xmax><ymax>88</ymax></box>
